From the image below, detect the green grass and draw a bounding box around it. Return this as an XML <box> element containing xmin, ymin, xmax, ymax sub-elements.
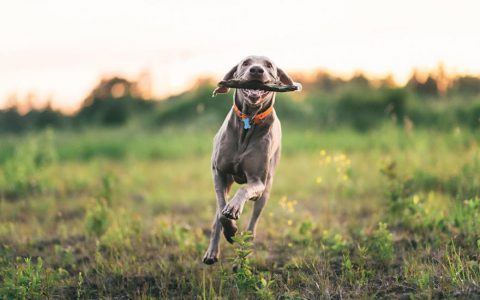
<box><xmin>0</xmin><ymin>125</ymin><xmax>479</xmax><ymax>298</ymax></box>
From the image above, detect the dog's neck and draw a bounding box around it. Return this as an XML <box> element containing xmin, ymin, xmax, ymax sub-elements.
<box><xmin>234</xmin><ymin>92</ymin><xmax>275</xmax><ymax>117</ymax></box>
<box><xmin>231</xmin><ymin>91</ymin><xmax>276</xmax><ymax>148</ymax></box>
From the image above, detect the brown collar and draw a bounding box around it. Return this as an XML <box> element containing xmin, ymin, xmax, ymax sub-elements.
<box><xmin>232</xmin><ymin>104</ymin><xmax>274</xmax><ymax>126</ymax></box>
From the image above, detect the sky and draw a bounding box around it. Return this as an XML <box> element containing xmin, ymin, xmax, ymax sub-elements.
<box><xmin>1</xmin><ymin>0</ymin><xmax>479</xmax><ymax>112</ymax></box>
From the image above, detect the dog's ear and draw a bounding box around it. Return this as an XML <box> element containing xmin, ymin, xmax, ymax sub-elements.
<box><xmin>212</xmin><ymin>65</ymin><xmax>238</xmax><ymax>97</ymax></box>
<box><xmin>277</xmin><ymin>67</ymin><xmax>302</xmax><ymax>91</ymax></box>
<box><xmin>277</xmin><ymin>67</ymin><xmax>294</xmax><ymax>85</ymax></box>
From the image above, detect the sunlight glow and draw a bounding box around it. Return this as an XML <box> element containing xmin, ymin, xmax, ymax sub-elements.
<box><xmin>1</xmin><ymin>0</ymin><xmax>479</xmax><ymax>111</ymax></box>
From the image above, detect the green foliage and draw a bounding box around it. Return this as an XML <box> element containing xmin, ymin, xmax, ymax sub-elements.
<box><xmin>0</xmin><ymin>257</ymin><xmax>67</xmax><ymax>299</ymax></box>
<box><xmin>320</xmin><ymin>230</ymin><xmax>350</xmax><ymax>256</ymax></box>
<box><xmin>74</xmin><ymin>77</ymin><xmax>155</xmax><ymax>127</ymax></box>
<box><xmin>403</xmin><ymin>258</ymin><xmax>433</xmax><ymax>291</ymax></box>
<box><xmin>84</xmin><ymin>175</ymin><xmax>118</xmax><ymax>238</ymax></box>
<box><xmin>0</xmin><ymin>127</ymin><xmax>479</xmax><ymax>298</ymax></box>
<box><xmin>295</xmin><ymin>219</ymin><xmax>315</xmax><ymax>246</ymax></box>
<box><xmin>230</xmin><ymin>231</ymin><xmax>275</xmax><ymax>299</ymax></box>
<box><xmin>335</xmin><ymin>87</ymin><xmax>406</xmax><ymax>130</ymax></box>
<box><xmin>76</xmin><ymin>272</ymin><xmax>84</xmax><ymax>300</ymax></box>
<box><xmin>0</xmin><ymin>129</ymin><xmax>57</xmax><ymax>198</ymax></box>
<box><xmin>99</xmin><ymin>209</ymin><xmax>143</xmax><ymax>250</ymax></box>
<box><xmin>85</xmin><ymin>197</ymin><xmax>111</xmax><ymax>237</ymax></box>
<box><xmin>366</xmin><ymin>222</ymin><xmax>394</xmax><ymax>266</ymax></box>
<box><xmin>54</xmin><ymin>245</ymin><xmax>75</xmax><ymax>266</ymax></box>
<box><xmin>0</xmin><ymin>107</ymin><xmax>65</xmax><ymax>134</ymax></box>
<box><xmin>442</xmin><ymin>241</ymin><xmax>480</xmax><ymax>289</ymax></box>
<box><xmin>381</xmin><ymin>157</ymin><xmax>480</xmax><ymax>240</ymax></box>
<box><xmin>230</xmin><ymin>231</ymin><xmax>255</xmax><ymax>290</ymax></box>
<box><xmin>341</xmin><ymin>251</ymin><xmax>369</xmax><ymax>287</ymax></box>
<box><xmin>100</xmin><ymin>174</ymin><xmax>116</xmax><ymax>206</ymax></box>
<box><xmin>2</xmin><ymin>72</ymin><xmax>480</xmax><ymax>134</ymax></box>
<box><xmin>452</xmin><ymin>198</ymin><xmax>480</xmax><ymax>238</ymax></box>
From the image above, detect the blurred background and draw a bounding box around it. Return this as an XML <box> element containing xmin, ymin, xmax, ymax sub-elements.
<box><xmin>1</xmin><ymin>0</ymin><xmax>480</xmax><ymax>133</ymax></box>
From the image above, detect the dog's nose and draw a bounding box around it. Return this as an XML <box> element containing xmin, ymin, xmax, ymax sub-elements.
<box><xmin>249</xmin><ymin>66</ymin><xmax>264</xmax><ymax>75</ymax></box>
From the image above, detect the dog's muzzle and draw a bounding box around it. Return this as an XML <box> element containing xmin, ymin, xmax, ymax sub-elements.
<box><xmin>241</xmin><ymin>88</ymin><xmax>270</xmax><ymax>102</ymax></box>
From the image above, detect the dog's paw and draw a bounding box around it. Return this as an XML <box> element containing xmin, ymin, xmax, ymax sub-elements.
<box><xmin>220</xmin><ymin>216</ymin><xmax>237</xmax><ymax>244</ymax></box>
<box><xmin>221</xmin><ymin>201</ymin><xmax>243</xmax><ymax>220</ymax></box>
<box><xmin>202</xmin><ymin>249</ymin><xmax>219</xmax><ymax>265</ymax></box>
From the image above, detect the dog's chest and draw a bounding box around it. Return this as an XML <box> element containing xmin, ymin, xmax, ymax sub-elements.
<box><xmin>217</xmin><ymin>150</ymin><xmax>247</xmax><ymax>173</ymax></box>
<box><xmin>216</xmin><ymin>147</ymin><xmax>258</xmax><ymax>183</ymax></box>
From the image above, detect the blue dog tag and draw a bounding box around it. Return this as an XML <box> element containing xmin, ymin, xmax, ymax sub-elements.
<box><xmin>242</xmin><ymin>118</ymin><xmax>251</xmax><ymax>129</ymax></box>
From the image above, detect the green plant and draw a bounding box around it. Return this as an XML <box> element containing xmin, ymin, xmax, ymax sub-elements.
<box><xmin>230</xmin><ymin>231</ymin><xmax>275</xmax><ymax>299</ymax></box>
<box><xmin>452</xmin><ymin>198</ymin><xmax>480</xmax><ymax>238</ymax></box>
<box><xmin>85</xmin><ymin>197</ymin><xmax>111</xmax><ymax>237</ymax></box>
<box><xmin>0</xmin><ymin>257</ymin><xmax>66</xmax><ymax>299</ymax></box>
<box><xmin>0</xmin><ymin>130</ymin><xmax>57</xmax><ymax>198</ymax></box>
<box><xmin>320</xmin><ymin>230</ymin><xmax>350</xmax><ymax>256</ymax></box>
<box><xmin>341</xmin><ymin>246</ymin><xmax>370</xmax><ymax>287</ymax></box>
<box><xmin>76</xmin><ymin>272</ymin><xmax>84</xmax><ymax>300</ymax></box>
<box><xmin>442</xmin><ymin>241</ymin><xmax>480</xmax><ymax>288</ymax></box>
<box><xmin>403</xmin><ymin>258</ymin><xmax>432</xmax><ymax>292</ymax></box>
<box><xmin>296</xmin><ymin>219</ymin><xmax>315</xmax><ymax>246</ymax></box>
<box><xmin>366</xmin><ymin>222</ymin><xmax>394</xmax><ymax>266</ymax></box>
<box><xmin>254</xmin><ymin>272</ymin><xmax>275</xmax><ymax>300</ymax></box>
<box><xmin>100</xmin><ymin>174</ymin><xmax>116</xmax><ymax>206</ymax></box>
<box><xmin>230</xmin><ymin>231</ymin><xmax>255</xmax><ymax>290</ymax></box>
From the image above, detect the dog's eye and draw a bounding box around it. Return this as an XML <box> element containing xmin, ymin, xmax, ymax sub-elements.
<box><xmin>265</xmin><ymin>62</ymin><xmax>273</xmax><ymax>68</ymax></box>
<box><xmin>242</xmin><ymin>61</ymin><xmax>249</xmax><ymax>66</ymax></box>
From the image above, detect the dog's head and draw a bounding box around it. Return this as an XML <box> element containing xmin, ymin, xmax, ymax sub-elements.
<box><xmin>213</xmin><ymin>55</ymin><xmax>297</xmax><ymax>106</ymax></box>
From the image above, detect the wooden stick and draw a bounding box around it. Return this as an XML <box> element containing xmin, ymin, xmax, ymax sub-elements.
<box><xmin>218</xmin><ymin>80</ymin><xmax>300</xmax><ymax>92</ymax></box>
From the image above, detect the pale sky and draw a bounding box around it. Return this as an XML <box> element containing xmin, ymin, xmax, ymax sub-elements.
<box><xmin>1</xmin><ymin>0</ymin><xmax>479</xmax><ymax>111</ymax></box>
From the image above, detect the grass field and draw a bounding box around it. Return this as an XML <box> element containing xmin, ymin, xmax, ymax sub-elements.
<box><xmin>0</xmin><ymin>125</ymin><xmax>479</xmax><ymax>298</ymax></box>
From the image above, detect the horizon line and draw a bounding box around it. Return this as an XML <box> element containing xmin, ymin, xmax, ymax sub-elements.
<box><xmin>2</xmin><ymin>63</ymin><xmax>479</xmax><ymax>115</ymax></box>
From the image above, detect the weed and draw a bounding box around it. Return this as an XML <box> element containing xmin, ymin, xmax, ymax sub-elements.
<box><xmin>100</xmin><ymin>174</ymin><xmax>116</xmax><ymax>206</ymax></box>
<box><xmin>442</xmin><ymin>241</ymin><xmax>480</xmax><ymax>289</ymax></box>
<box><xmin>85</xmin><ymin>197</ymin><xmax>111</xmax><ymax>237</ymax></box>
<box><xmin>403</xmin><ymin>258</ymin><xmax>433</xmax><ymax>293</ymax></box>
<box><xmin>230</xmin><ymin>231</ymin><xmax>255</xmax><ymax>290</ymax></box>
<box><xmin>0</xmin><ymin>257</ymin><xmax>67</xmax><ymax>299</ymax></box>
<box><xmin>321</xmin><ymin>230</ymin><xmax>350</xmax><ymax>256</ymax></box>
<box><xmin>230</xmin><ymin>231</ymin><xmax>275</xmax><ymax>299</ymax></box>
<box><xmin>366</xmin><ymin>222</ymin><xmax>394</xmax><ymax>266</ymax></box>
<box><xmin>76</xmin><ymin>272</ymin><xmax>84</xmax><ymax>300</ymax></box>
<box><xmin>452</xmin><ymin>198</ymin><xmax>480</xmax><ymax>238</ymax></box>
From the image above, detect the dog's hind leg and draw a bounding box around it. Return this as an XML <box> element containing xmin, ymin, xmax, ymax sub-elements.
<box><xmin>203</xmin><ymin>171</ymin><xmax>234</xmax><ymax>265</ymax></box>
<box><xmin>246</xmin><ymin>176</ymin><xmax>272</xmax><ymax>238</ymax></box>
<box><xmin>246</xmin><ymin>149</ymin><xmax>279</xmax><ymax>238</ymax></box>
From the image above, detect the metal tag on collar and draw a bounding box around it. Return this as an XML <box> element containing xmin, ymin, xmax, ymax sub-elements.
<box><xmin>242</xmin><ymin>118</ymin><xmax>252</xmax><ymax>129</ymax></box>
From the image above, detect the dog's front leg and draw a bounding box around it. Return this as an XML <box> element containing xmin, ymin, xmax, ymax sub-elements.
<box><xmin>222</xmin><ymin>179</ymin><xmax>265</xmax><ymax>220</ymax></box>
<box><xmin>203</xmin><ymin>170</ymin><xmax>233</xmax><ymax>265</ymax></box>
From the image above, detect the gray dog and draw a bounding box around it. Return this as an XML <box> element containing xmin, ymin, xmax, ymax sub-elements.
<box><xmin>203</xmin><ymin>55</ymin><xmax>300</xmax><ymax>265</ymax></box>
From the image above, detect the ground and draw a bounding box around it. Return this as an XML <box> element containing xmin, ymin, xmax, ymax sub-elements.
<box><xmin>0</xmin><ymin>126</ymin><xmax>479</xmax><ymax>299</ymax></box>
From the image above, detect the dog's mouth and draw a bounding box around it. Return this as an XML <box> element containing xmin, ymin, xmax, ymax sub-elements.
<box><xmin>240</xmin><ymin>88</ymin><xmax>270</xmax><ymax>101</ymax></box>
<box><xmin>239</xmin><ymin>79</ymin><xmax>272</xmax><ymax>102</ymax></box>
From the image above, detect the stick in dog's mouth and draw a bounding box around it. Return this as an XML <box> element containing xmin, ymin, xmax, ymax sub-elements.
<box><xmin>216</xmin><ymin>79</ymin><xmax>300</xmax><ymax>93</ymax></box>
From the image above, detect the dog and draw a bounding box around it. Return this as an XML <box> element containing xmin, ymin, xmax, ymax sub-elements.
<box><xmin>203</xmin><ymin>55</ymin><xmax>300</xmax><ymax>265</ymax></box>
